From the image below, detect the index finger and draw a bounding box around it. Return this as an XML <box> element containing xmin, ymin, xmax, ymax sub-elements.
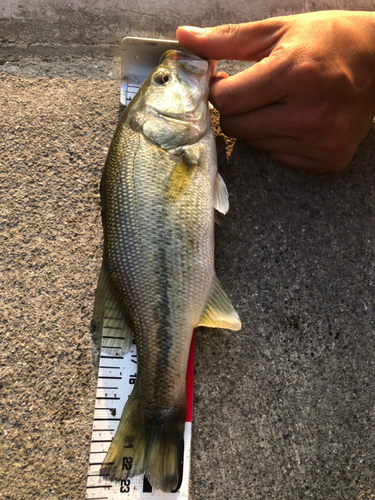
<box><xmin>176</xmin><ymin>20</ymin><xmax>288</xmax><ymax>61</ymax></box>
<box><xmin>210</xmin><ymin>53</ymin><xmax>289</xmax><ymax>115</ymax></box>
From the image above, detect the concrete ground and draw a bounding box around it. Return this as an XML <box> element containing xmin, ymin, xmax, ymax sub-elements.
<box><xmin>1</xmin><ymin>2</ymin><xmax>375</xmax><ymax>499</ymax></box>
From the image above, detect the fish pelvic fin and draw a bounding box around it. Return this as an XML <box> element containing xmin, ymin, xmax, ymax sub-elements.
<box><xmin>100</xmin><ymin>387</ymin><xmax>185</xmax><ymax>493</ymax></box>
<box><xmin>92</xmin><ymin>259</ymin><xmax>134</xmax><ymax>355</ymax></box>
<box><xmin>213</xmin><ymin>173</ymin><xmax>229</xmax><ymax>215</ymax></box>
<box><xmin>197</xmin><ymin>276</ymin><xmax>241</xmax><ymax>331</ymax></box>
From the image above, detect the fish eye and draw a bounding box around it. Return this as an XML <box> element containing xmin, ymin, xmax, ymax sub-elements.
<box><xmin>153</xmin><ymin>72</ymin><xmax>169</xmax><ymax>85</ymax></box>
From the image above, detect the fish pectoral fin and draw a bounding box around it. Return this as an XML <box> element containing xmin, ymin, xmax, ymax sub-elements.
<box><xmin>197</xmin><ymin>276</ymin><xmax>241</xmax><ymax>331</ymax></box>
<box><xmin>92</xmin><ymin>260</ymin><xmax>134</xmax><ymax>355</ymax></box>
<box><xmin>213</xmin><ymin>173</ymin><xmax>229</xmax><ymax>215</ymax></box>
<box><xmin>165</xmin><ymin>150</ymin><xmax>199</xmax><ymax>201</ymax></box>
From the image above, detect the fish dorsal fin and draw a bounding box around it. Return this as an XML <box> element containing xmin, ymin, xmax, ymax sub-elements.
<box><xmin>92</xmin><ymin>260</ymin><xmax>134</xmax><ymax>355</ymax></box>
<box><xmin>213</xmin><ymin>173</ymin><xmax>229</xmax><ymax>215</ymax></box>
<box><xmin>165</xmin><ymin>148</ymin><xmax>199</xmax><ymax>201</ymax></box>
<box><xmin>197</xmin><ymin>276</ymin><xmax>241</xmax><ymax>330</ymax></box>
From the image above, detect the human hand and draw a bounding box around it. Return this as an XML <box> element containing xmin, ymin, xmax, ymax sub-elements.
<box><xmin>177</xmin><ymin>11</ymin><xmax>375</xmax><ymax>172</ymax></box>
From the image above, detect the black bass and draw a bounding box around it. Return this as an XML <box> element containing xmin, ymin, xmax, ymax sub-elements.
<box><xmin>94</xmin><ymin>50</ymin><xmax>241</xmax><ymax>492</ymax></box>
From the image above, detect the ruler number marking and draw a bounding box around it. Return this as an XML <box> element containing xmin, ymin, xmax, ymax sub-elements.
<box><xmin>120</xmin><ymin>479</ymin><xmax>130</xmax><ymax>493</ymax></box>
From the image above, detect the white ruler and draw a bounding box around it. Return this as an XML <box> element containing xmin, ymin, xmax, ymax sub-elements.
<box><xmin>86</xmin><ymin>334</ymin><xmax>195</xmax><ymax>499</ymax></box>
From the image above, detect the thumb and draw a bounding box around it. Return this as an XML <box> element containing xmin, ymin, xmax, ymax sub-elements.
<box><xmin>176</xmin><ymin>20</ymin><xmax>286</xmax><ymax>61</ymax></box>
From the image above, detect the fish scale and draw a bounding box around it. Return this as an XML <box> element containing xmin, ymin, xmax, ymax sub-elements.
<box><xmin>108</xmin><ymin>132</ymin><xmax>210</xmax><ymax>404</ymax></box>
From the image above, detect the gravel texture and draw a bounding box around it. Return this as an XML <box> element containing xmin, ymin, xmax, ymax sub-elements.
<box><xmin>1</xmin><ymin>47</ymin><xmax>375</xmax><ymax>500</ymax></box>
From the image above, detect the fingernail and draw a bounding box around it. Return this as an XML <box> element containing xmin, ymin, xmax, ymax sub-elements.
<box><xmin>179</xmin><ymin>26</ymin><xmax>206</xmax><ymax>36</ymax></box>
<box><xmin>213</xmin><ymin>71</ymin><xmax>229</xmax><ymax>79</ymax></box>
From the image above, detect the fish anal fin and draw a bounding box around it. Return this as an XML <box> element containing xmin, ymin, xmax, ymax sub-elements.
<box><xmin>197</xmin><ymin>276</ymin><xmax>241</xmax><ymax>331</ymax></box>
<box><xmin>92</xmin><ymin>260</ymin><xmax>134</xmax><ymax>355</ymax></box>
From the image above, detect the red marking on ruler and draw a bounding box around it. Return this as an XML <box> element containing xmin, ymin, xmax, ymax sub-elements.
<box><xmin>185</xmin><ymin>331</ymin><xmax>195</xmax><ymax>423</ymax></box>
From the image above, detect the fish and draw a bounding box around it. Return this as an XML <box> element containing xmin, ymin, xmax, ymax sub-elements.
<box><xmin>93</xmin><ymin>49</ymin><xmax>241</xmax><ymax>492</ymax></box>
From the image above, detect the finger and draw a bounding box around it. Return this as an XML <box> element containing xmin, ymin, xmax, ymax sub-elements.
<box><xmin>176</xmin><ymin>20</ymin><xmax>288</xmax><ymax>61</ymax></box>
<box><xmin>219</xmin><ymin>111</ymin><xmax>353</xmax><ymax>172</ymax></box>
<box><xmin>210</xmin><ymin>56</ymin><xmax>289</xmax><ymax>115</ymax></box>
<box><xmin>269</xmin><ymin>152</ymin><xmax>347</xmax><ymax>173</ymax></box>
<box><xmin>249</xmin><ymin>137</ymin><xmax>308</xmax><ymax>154</ymax></box>
<box><xmin>247</xmin><ymin>136</ymin><xmax>333</xmax><ymax>167</ymax></box>
<box><xmin>247</xmin><ymin>138</ymin><xmax>345</xmax><ymax>171</ymax></box>
<box><xmin>212</xmin><ymin>106</ymin><xmax>349</xmax><ymax>174</ymax></box>
<box><xmin>218</xmin><ymin>104</ymin><xmax>292</xmax><ymax>140</ymax></box>
<box><xmin>270</xmin><ymin>152</ymin><xmax>323</xmax><ymax>172</ymax></box>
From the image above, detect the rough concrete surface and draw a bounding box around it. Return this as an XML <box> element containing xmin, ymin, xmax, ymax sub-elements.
<box><xmin>1</xmin><ymin>13</ymin><xmax>375</xmax><ymax>500</ymax></box>
<box><xmin>1</xmin><ymin>0</ymin><xmax>374</xmax><ymax>45</ymax></box>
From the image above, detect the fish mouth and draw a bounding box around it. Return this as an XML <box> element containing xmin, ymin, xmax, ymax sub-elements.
<box><xmin>149</xmin><ymin>100</ymin><xmax>206</xmax><ymax>123</ymax></box>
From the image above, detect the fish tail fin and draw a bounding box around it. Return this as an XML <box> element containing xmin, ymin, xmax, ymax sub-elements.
<box><xmin>100</xmin><ymin>387</ymin><xmax>185</xmax><ymax>493</ymax></box>
<box><xmin>144</xmin><ymin>408</ymin><xmax>185</xmax><ymax>492</ymax></box>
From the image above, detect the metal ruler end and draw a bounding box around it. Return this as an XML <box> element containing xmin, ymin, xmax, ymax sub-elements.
<box><xmin>120</xmin><ymin>37</ymin><xmax>193</xmax><ymax>106</ymax></box>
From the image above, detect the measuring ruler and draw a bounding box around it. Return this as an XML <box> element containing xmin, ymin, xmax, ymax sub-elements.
<box><xmin>86</xmin><ymin>333</ymin><xmax>195</xmax><ymax>499</ymax></box>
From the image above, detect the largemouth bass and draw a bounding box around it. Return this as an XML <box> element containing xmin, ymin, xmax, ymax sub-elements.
<box><xmin>94</xmin><ymin>49</ymin><xmax>241</xmax><ymax>492</ymax></box>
